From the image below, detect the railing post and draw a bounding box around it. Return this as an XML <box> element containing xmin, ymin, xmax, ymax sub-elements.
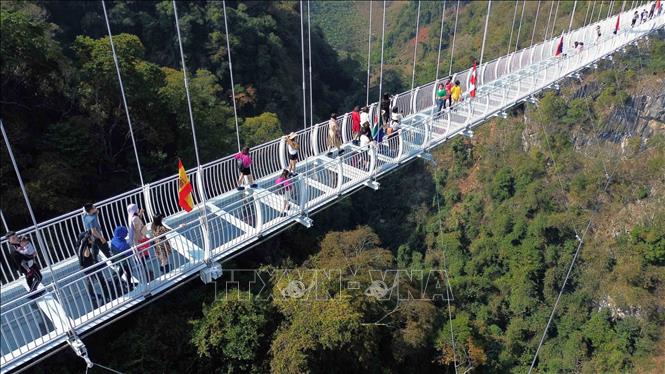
<box><xmin>142</xmin><ymin>183</ymin><xmax>154</xmax><ymax>220</ymax></box>
<box><xmin>411</xmin><ymin>86</ymin><xmax>420</xmax><ymax>114</ymax></box>
<box><xmin>195</xmin><ymin>166</ymin><xmax>212</xmax><ymax>262</ymax></box>
<box><xmin>397</xmin><ymin>130</ymin><xmax>405</xmax><ymax>162</ymax></box>
<box><xmin>295</xmin><ymin>165</ymin><xmax>313</xmax><ymax>227</ymax></box>
<box><xmin>341</xmin><ymin>113</ymin><xmax>350</xmax><ymax>144</ymax></box>
<box><xmin>336</xmin><ymin>155</ymin><xmax>344</xmax><ymax>195</ymax></box>
<box><xmin>311</xmin><ymin>122</ymin><xmax>320</xmax><ymax>155</ymax></box>
<box><xmin>254</xmin><ymin>193</ymin><xmax>264</xmax><ymax>236</ymax></box>
<box><xmin>278</xmin><ymin>136</ymin><xmax>287</xmax><ymax>171</ymax></box>
<box><xmin>422</xmin><ymin>116</ymin><xmax>432</xmax><ymax>151</ymax></box>
<box><xmin>495</xmin><ymin>56</ymin><xmax>501</xmax><ymax>81</ymax></box>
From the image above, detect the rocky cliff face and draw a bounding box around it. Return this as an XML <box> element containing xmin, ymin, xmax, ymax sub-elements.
<box><xmin>521</xmin><ymin>76</ymin><xmax>665</xmax><ymax>155</ymax></box>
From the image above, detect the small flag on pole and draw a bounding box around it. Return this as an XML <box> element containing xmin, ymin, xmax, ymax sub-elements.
<box><xmin>469</xmin><ymin>61</ymin><xmax>477</xmax><ymax>98</ymax></box>
<box><xmin>178</xmin><ymin>159</ymin><xmax>194</xmax><ymax>212</ymax></box>
<box><xmin>554</xmin><ymin>35</ymin><xmax>564</xmax><ymax>56</ymax></box>
<box><xmin>614</xmin><ymin>14</ymin><xmax>620</xmax><ymax>34</ymax></box>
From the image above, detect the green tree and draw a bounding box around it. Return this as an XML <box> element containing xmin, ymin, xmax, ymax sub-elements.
<box><xmin>191</xmin><ymin>290</ymin><xmax>272</xmax><ymax>373</ymax></box>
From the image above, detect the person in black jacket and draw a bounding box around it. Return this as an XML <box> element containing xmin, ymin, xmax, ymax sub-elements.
<box><xmin>6</xmin><ymin>231</ymin><xmax>43</xmax><ymax>294</ymax></box>
<box><xmin>77</xmin><ymin>230</ymin><xmax>111</xmax><ymax>307</ymax></box>
<box><xmin>380</xmin><ymin>93</ymin><xmax>391</xmax><ymax>127</ymax></box>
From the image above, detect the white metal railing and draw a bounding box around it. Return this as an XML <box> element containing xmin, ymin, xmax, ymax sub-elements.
<box><xmin>1</xmin><ymin>4</ymin><xmax>662</xmax><ymax>371</ymax></box>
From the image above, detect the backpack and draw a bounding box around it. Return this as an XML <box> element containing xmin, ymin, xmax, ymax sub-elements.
<box><xmin>77</xmin><ymin>230</ymin><xmax>96</xmax><ymax>267</ymax></box>
<box><xmin>236</xmin><ymin>157</ymin><xmax>245</xmax><ymax>170</ymax></box>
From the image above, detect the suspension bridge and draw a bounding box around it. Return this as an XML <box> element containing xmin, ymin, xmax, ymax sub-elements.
<box><xmin>1</xmin><ymin>1</ymin><xmax>663</xmax><ymax>372</ymax></box>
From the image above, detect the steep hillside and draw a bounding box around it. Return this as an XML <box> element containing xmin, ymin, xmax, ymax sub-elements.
<box><xmin>313</xmin><ymin>1</ymin><xmax>618</xmax><ymax>92</ymax></box>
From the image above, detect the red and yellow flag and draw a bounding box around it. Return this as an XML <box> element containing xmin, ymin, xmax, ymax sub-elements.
<box><xmin>178</xmin><ymin>159</ymin><xmax>194</xmax><ymax>212</ymax></box>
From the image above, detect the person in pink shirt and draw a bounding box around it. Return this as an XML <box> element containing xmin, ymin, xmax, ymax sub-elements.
<box><xmin>351</xmin><ymin>106</ymin><xmax>361</xmax><ymax>144</ymax></box>
<box><xmin>275</xmin><ymin>169</ymin><xmax>293</xmax><ymax>216</ymax></box>
<box><xmin>234</xmin><ymin>146</ymin><xmax>257</xmax><ymax>190</ymax></box>
<box><xmin>444</xmin><ymin>79</ymin><xmax>453</xmax><ymax>109</ymax></box>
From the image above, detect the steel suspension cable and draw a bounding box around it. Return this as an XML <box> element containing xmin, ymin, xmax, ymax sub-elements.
<box><xmin>550</xmin><ymin>1</ymin><xmax>560</xmax><ymax>39</ymax></box>
<box><xmin>568</xmin><ymin>1</ymin><xmax>578</xmax><ymax>33</ymax></box>
<box><xmin>529</xmin><ymin>66</ymin><xmax>648</xmax><ymax>372</ymax></box>
<box><xmin>434</xmin><ymin>168</ymin><xmax>458</xmax><ymax>374</ymax></box>
<box><xmin>589</xmin><ymin>1</ymin><xmax>597</xmax><ymax>26</ymax></box>
<box><xmin>597</xmin><ymin>1</ymin><xmax>604</xmax><ymax>23</ymax></box>
<box><xmin>530</xmin><ymin>0</ymin><xmax>542</xmax><ymax>47</ymax></box>
<box><xmin>514</xmin><ymin>0</ymin><xmax>526</xmax><ymax>52</ymax></box>
<box><xmin>222</xmin><ymin>0</ymin><xmax>241</xmax><ymax>152</ymax></box>
<box><xmin>299</xmin><ymin>1</ymin><xmax>307</xmax><ymax>129</ymax></box>
<box><xmin>307</xmin><ymin>1</ymin><xmax>313</xmax><ymax>129</ymax></box>
<box><xmin>378</xmin><ymin>1</ymin><xmax>386</xmax><ymax>105</ymax></box>
<box><xmin>583</xmin><ymin>0</ymin><xmax>592</xmax><ymax>27</ymax></box>
<box><xmin>101</xmin><ymin>0</ymin><xmax>145</xmax><ymax>186</ymax></box>
<box><xmin>173</xmin><ymin>1</ymin><xmax>203</xmax><ymax>168</ymax></box>
<box><xmin>1</xmin><ymin>120</ymin><xmax>74</xmax><ymax>333</ymax></box>
<box><xmin>448</xmin><ymin>1</ymin><xmax>460</xmax><ymax>76</ymax></box>
<box><xmin>508</xmin><ymin>0</ymin><xmax>520</xmax><ymax>55</ymax></box>
<box><xmin>544</xmin><ymin>0</ymin><xmax>555</xmax><ymax>40</ymax></box>
<box><xmin>479</xmin><ymin>1</ymin><xmax>492</xmax><ymax>68</ymax></box>
<box><xmin>435</xmin><ymin>1</ymin><xmax>447</xmax><ymax>83</ymax></box>
<box><xmin>0</xmin><ymin>209</ymin><xmax>9</xmax><ymax>232</ymax></box>
<box><xmin>172</xmin><ymin>1</ymin><xmax>211</xmax><ymax>263</ymax></box>
<box><xmin>366</xmin><ymin>2</ymin><xmax>372</xmax><ymax>106</ymax></box>
<box><xmin>607</xmin><ymin>0</ymin><xmax>615</xmax><ymax>18</ymax></box>
<box><xmin>410</xmin><ymin>0</ymin><xmax>422</xmax><ymax>93</ymax></box>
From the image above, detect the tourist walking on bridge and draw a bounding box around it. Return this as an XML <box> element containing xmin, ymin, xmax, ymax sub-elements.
<box><xmin>351</xmin><ymin>106</ymin><xmax>361</xmax><ymax>145</ymax></box>
<box><xmin>235</xmin><ymin>146</ymin><xmax>257</xmax><ymax>190</ymax></box>
<box><xmin>327</xmin><ymin>113</ymin><xmax>343</xmax><ymax>157</ymax></box>
<box><xmin>110</xmin><ymin>226</ymin><xmax>134</xmax><ymax>291</ymax></box>
<box><xmin>77</xmin><ymin>230</ymin><xmax>111</xmax><ymax>307</ymax></box>
<box><xmin>285</xmin><ymin>132</ymin><xmax>299</xmax><ymax>175</ymax></box>
<box><xmin>82</xmin><ymin>203</ymin><xmax>111</xmax><ymax>258</ymax></box>
<box><xmin>275</xmin><ymin>169</ymin><xmax>293</xmax><ymax>217</ymax></box>
<box><xmin>381</xmin><ymin>94</ymin><xmax>391</xmax><ymax>127</ymax></box>
<box><xmin>445</xmin><ymin>79</ymin><xmax>453</xmax><ymax>108</ymax></box>
<box><xmin>151</xmin><ymin>214</ymin><xmax>172</xmax><ymax>275</ymax></box>
<box><xmin>451</xmin><ymin>80</ymin><xmax>462</xmax><ymax>104</ymax></box>
<box><xmin>127</xmin><ymin>203</ymin><xmax>153</xmax><ymax>282</ymax></box>
<box><xmin>389</xmin><ymin>107</ymin><xmax>403</xmax><ymax>136</ymax></box>
<box><xmin>6</xmin><ymin>231</ymin><xmax>42</xmax><ymax>295</ymax></box>
<box><xmin>632</xmin><ymin>11</ymin><xmax>639</xmax><ymax>27</ymax></box>
<box><xmin>436</xmin><ymin>82</ymin><xmax>446</xmax><ymax>113</ymax></box>
<box><xmin>360</xmin><ymin>106</ymin><xmax>370</xmax><ymax>132</ymax></box>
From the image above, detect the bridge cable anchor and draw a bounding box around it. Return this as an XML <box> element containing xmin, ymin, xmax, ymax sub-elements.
<box><xmin>200</xmin><ymin>261</ymin><xmax>223</xmax><ymax>284</ymax></box>
<box><xmin>68</xmin><ymin>335</ymin><xmax>93</xmax><ymax>369</ymax></box>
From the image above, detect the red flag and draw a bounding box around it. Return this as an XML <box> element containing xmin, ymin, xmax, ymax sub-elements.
<box><xmin>554</xmin><ymin>35</ymin><xmax>564</xmax><ymax>56</ymax></box>
<box><xmin>178</xmin><ymin>159</ymin><xmax>194</xmax><ymax>212</ymax></box>
<box><xmin>469</xmin><ymin>61</ymin><xmax>477</xmax><ymax>98</ymax></box>
<box><xmin>614</xmin><ymin>14</ymin><xmax>620</xmax><ymax>34</ymax></box>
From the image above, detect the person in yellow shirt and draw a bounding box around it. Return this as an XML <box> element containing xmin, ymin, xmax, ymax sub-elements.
<box><xmin>451</xmin><ymin>80</ymin><xmax>462</xmax><ymax>103</ymax></box>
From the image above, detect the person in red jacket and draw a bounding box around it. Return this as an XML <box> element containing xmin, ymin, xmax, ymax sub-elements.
<box><xmin>351</xmin><ymin>106</ymin><xmax>361</xmax><ymax>145</ymax></box>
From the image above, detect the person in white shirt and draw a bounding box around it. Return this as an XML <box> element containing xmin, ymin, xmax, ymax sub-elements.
<box><xmin>360</xmin><ymin>107</ymin><xmax>370</xmax><ymax>129</ymax></box>
<box><xmin>390</xmin><ymin>107</ymin><xmax>403</xmax><ymax>135</ymax></box>
<box><xmin>285</xmin><ymin>132</ymin><xmax>299</xmax><ymax>175</ymax></box>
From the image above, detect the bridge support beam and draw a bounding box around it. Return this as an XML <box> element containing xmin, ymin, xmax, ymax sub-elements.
<box><xmin>364</xmin><ymin>180</ymin><xmax>380</xmax><ymax>190</ymax></box>
<box><xmin>417</xmin><ymin>152</ymin><xmax>435</xmax><ymax>164</ymax></box>
<box><xmin>295</xmin><ymin>215</ymin><xmax>313</xmax><ymax>228</ymax></box>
